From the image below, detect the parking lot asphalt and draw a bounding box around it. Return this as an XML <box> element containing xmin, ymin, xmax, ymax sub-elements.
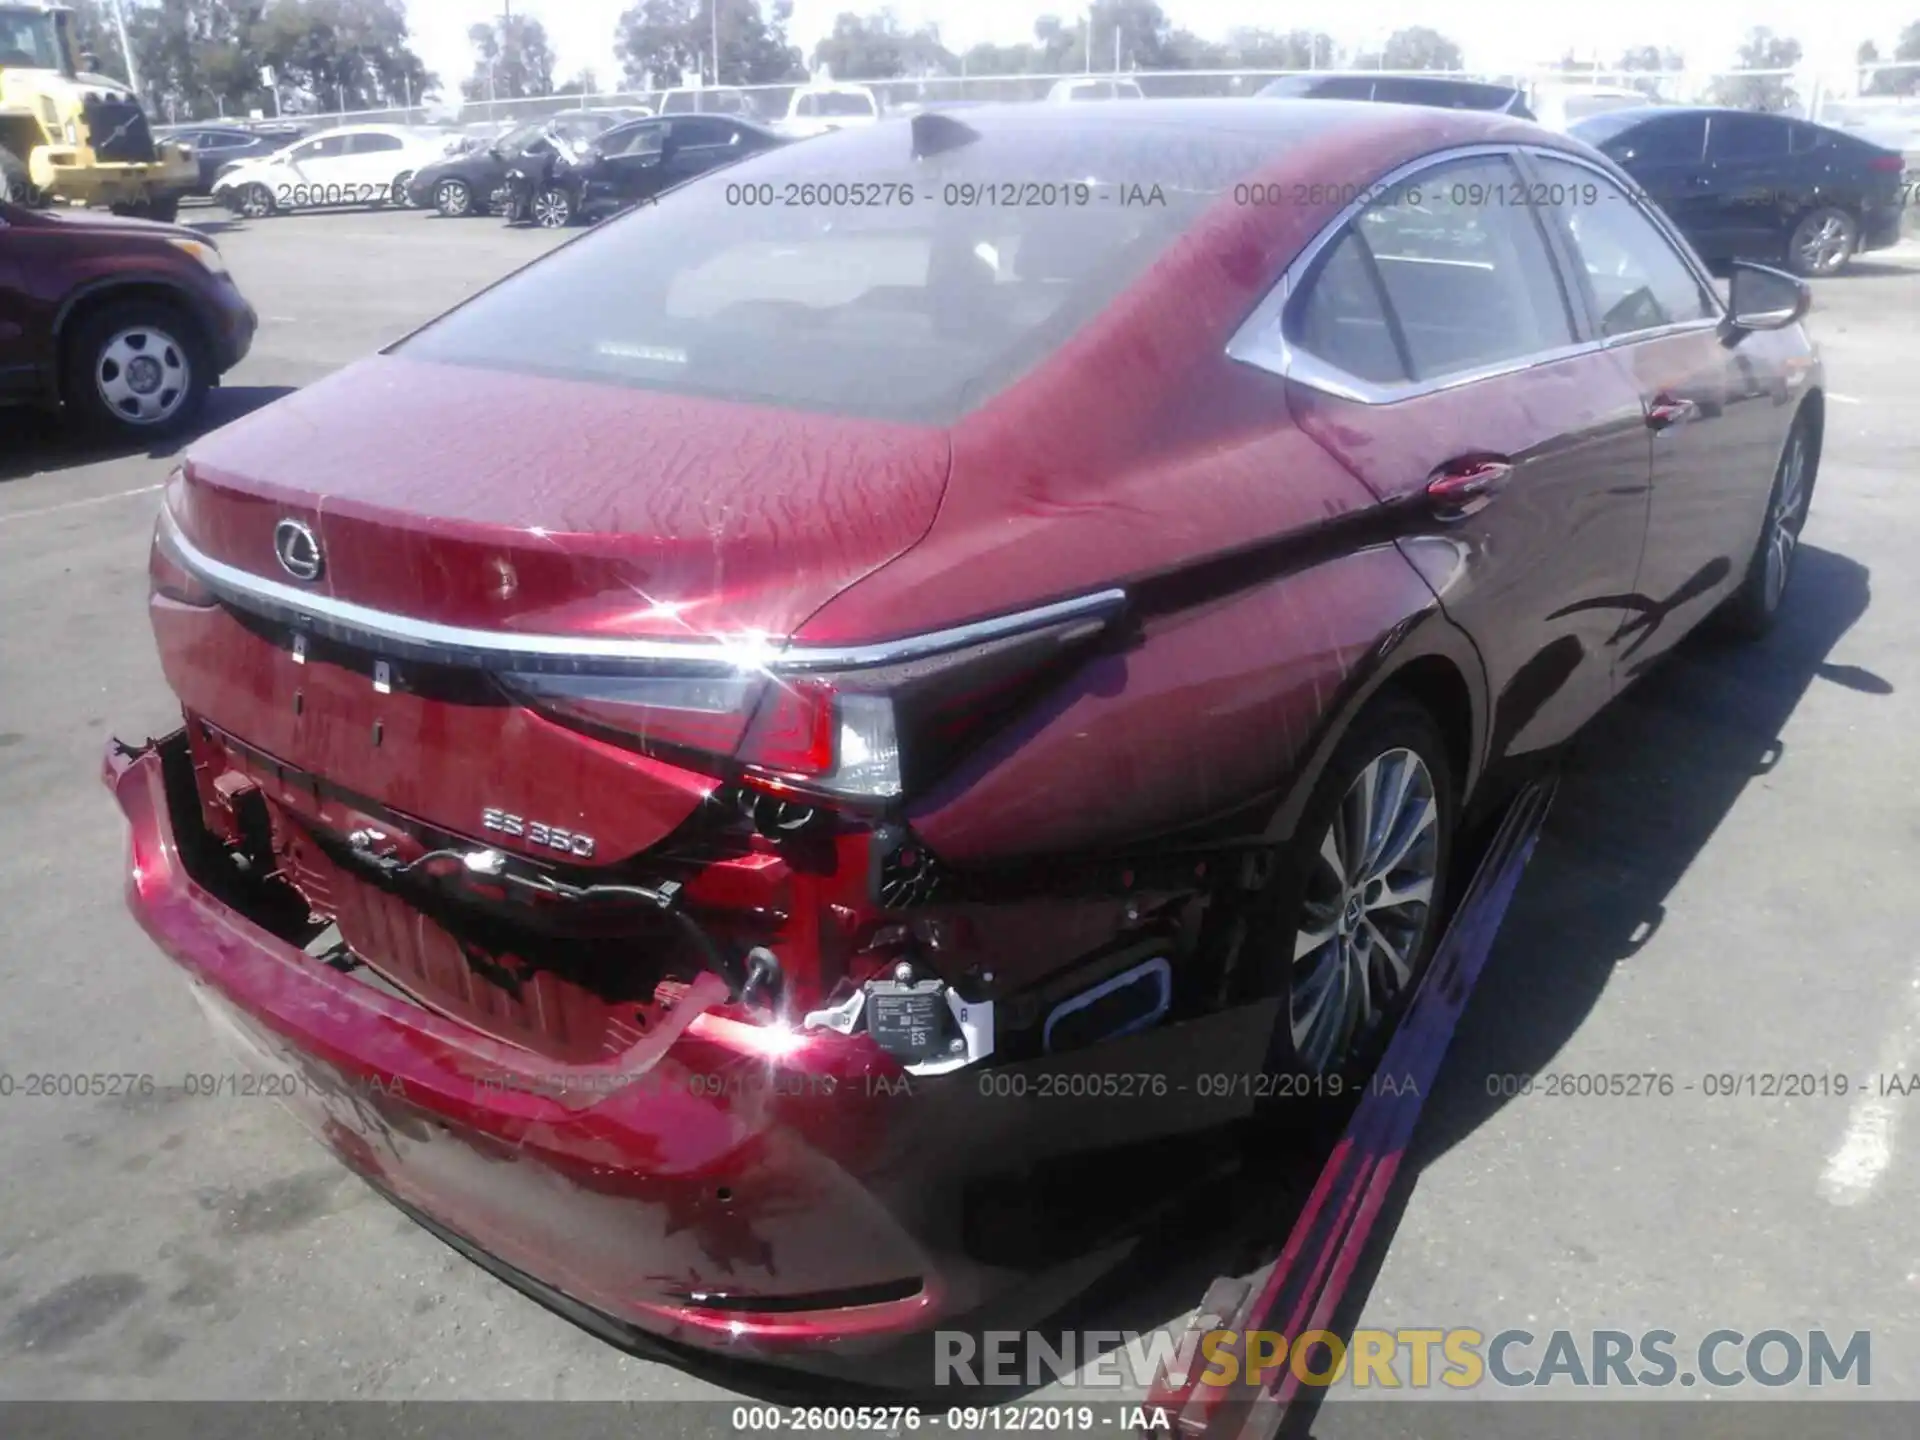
<box><xmin>2</xmin><ymin>207</ymin><xmax>1918</xmax><ymax>1419</ymax></box>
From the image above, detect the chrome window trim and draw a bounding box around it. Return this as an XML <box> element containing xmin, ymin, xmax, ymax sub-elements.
<box><xmin>1226</xmin><ymin>141</ymin><xmax>1727</xmax><ymax>406</ymax></box>
<box><xmin>157</xmin><ymin>506</ymin><xmax>1126</xmax><ymax>678</ymax></box>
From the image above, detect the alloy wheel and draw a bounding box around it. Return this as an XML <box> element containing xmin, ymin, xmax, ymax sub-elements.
<box><xmin>240</xmin><ymin>184</ymin><xmax>272</xmax><ymax>219</ymax></box>
<box><xmin>1289</xmin><ymin>747</ymin><xmax>1440</xmax><ymax>1075</ymax></box>
<box><xmin>436</xmin><ymin>179</ymin><xmax>471</xmax><ymax>216</ymax></box>
<box><xmin>1794</xmin><ymin>214</ymin><xmax>1853</xmax><ymax>275</ymax></box>
<box><xmin>533</xmin><ymin>189</ymin><xmax>572</xmax><ymax>228</ymax></box>
<box><xmin>1764</xmin><ymin>428</ymin><xmax>1810</xmax><ymax>612</ymax></box>
<box><xmin>94</xmin><ymin>327</ymin><xmax>191</xmax><ymax>427</ymax></box>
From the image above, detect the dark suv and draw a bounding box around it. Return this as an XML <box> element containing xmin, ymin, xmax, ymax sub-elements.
<box><xmin>0</xmin><ymin>201</ymin><xmax>256</xmax><ymax>438</ymax></box>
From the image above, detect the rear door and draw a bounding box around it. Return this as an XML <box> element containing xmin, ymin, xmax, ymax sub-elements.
<box><xmin>593</xmin><ymin>120</ymin><xmax>670</xmax><ymax>203</ymax></box>
<box><xmin>0</xmin><ymin>219</ymin><xmax>35</xmax><ymax>398</ymax></box>
<box><xmin>663</xmin><ymin>117</ymin><xmax>745</xmax><ymax>185</ymax></box>
<box><xmin>342</xmin><ymin>130</ymin><xmax>407</xmax><ymax>199</ymax></box>
<box><xmin>1263</xmin><ymin>151</ymin><xmax>1654</xmax><ymax>759</ymax></box>
<box><xmin>1701</xmin><ymin>111</ymin><xmax>1795</xmax><ymax>259</ymax></box>
<box><xmin>279</xmin><ymin>133</ymin><xmax>353</xmax><ymax>201</ymax></box>
<box><xmin>1530</xmin><ymin>152</ymin><xmax>1774</xmax><ymax>678</ymax></box>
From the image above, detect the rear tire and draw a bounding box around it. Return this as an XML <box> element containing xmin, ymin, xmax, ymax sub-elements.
<box><xmin>61</xmin><ymin>300</ymin><xmax>211</xmax><ymax>442</ymax></box>
<box><xmin>531</xmin><ymin>186</ymin><xmax>575</xmax><ymax>229</ymax></box>
<box><xmin>434</xmin><ymin>177</ymin><xmax>475</xmax><ymax>217</ymax></box>
<box><xmin>233</xmin><ymin>183</ymin><xmax>275</xmax><ymax>220</ymax></box>
<box><xmin>1232</xmin><ymin>695</ymin><xmax>1456</xmax><ymax>1084</ymax></box>
<box><xmin>390</xmin><ymin>171</ymin><xmax>414</xmax><ymax>208</ymax></box>
<box><xmin>1787</xmin><ymin>207</ymin><xmax>1857</xmax><ymax>277</ymax></box>
<box><xmin>1718</xmin><ymin>414</ymin><xmax>1815</xmax><ymax>640</ymax></box>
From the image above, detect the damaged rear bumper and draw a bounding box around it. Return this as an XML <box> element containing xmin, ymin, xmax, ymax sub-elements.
<box><xmin>104</xmin><ymin>729</ymin><xmax>1279</xmax><ymax>1368</ymax></box>
<box><xmin>104</xmin><ymin>729</ymin><xmax>960</xmax><ymax>1355</ymax></box>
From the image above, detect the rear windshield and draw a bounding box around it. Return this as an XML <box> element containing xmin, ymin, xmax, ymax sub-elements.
<box><xmin>400</xmin><ymin>118</ymin><xmax>1265</xmax><ymax>425</ymax></box>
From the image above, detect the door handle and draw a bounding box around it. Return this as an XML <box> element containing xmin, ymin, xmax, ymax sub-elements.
<box><xmin>1425</xmin><ymin>457</ymin><xmax>1513</xmax><ymax>519</ymax></box>
<box><xmin>1646</xmin><ymin>395</ymin><xmax>1700</xmax><ymax>431</ymax></box>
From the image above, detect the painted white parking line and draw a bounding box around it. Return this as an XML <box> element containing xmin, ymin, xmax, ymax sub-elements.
<box><xmin>1820</xmin><ymin>966</ymin><xmax>1920</xmax><ymax>1206</ymax></box>
<box><xmin>1830</xmin><ymin>394</ymin><xmax>1864</xmax><ymax>405</ymax></box>
<box><xmin>0</xmin><ymin>482</ymin><xmax>163</xmax><ymax>526</ymax></box>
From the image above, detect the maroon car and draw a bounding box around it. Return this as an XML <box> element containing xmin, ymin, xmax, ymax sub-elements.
<box><xmin>0</xmin><ymin>201</ymin><xmax>257</xmax><ymax>438</ymax></box>
<box><xmin>107</xmin><ymin>102</ymin><xmax>1821</xmax><ymax>1367</ymax></box>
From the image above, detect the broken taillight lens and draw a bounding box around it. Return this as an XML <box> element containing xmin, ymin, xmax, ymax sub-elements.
<box><xmin>497</xmin><ymin>602</ymin><xmax>1120</xmax><ymax>806</ymax></box>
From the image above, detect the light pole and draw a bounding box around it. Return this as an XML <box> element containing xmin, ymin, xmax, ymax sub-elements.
<box><xmin>1084</xmin><ymin>5</ymin><xmax>1093</xmax><ymax>74</ymax></box>
<box><xmin>107</xmin><ymin>0</ymin><xmax>140</xmax><ymax>97</ymax></box>
<box><xmin>711</xmin><ymin>0</ymin><xmax>721</xmax><ymax>86</ymax></box>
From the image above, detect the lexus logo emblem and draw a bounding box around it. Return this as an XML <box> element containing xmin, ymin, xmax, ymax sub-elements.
<box><xmin>273</xmin><ymin>519</ymin><xmax>323</xmax><ymax>582</ymax></box>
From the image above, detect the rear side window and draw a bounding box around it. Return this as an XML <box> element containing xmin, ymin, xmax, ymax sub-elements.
<box><xmin>1788</xmin><ymin>122</ymin><xmax>1832</xmax><ymax>156</ymax></box>
<box><xmin>1293</xmin><ymin>157</ymin><xmax>1574</xmax><ymax>383</ymax></box>
<box><xmin>1531</xmin><ymin>157</ymin><xmax>1716</xmax><ymax>337</ymax></box>
<box><xmin>1601</xmin><ymin>114</ymin><xmax>1707</xmax><ymax>165</ymax></box>
<box><xmin>1707</xmin><ymin>113</ymin><xmax>1788</xmax><ymax>161</ymax></box>
<box><xmin>1290</xmin><ymin>231</ymin><xmax>1408</xmax><ymax>384</ymax></box>
<box><xmin>291</xmin><ymin>135</ymin><xmax>350</xmax><ymax>161</ymax></box>
<box><xmin>607</xmin><ymin>124</ymin><xmax>665</xmax><ymax>156</ymax></box>
<box><xmin>348</xmin><ymin>132</ymin><xmax>404</xmax><ymax>155</ymax></box>
<box><xmin>671</xmin><ymin>117</ymin><xmax>733</xmax><ymax>148</ymax></box>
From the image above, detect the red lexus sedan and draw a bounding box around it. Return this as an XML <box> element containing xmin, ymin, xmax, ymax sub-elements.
<box><xmin>108</xmin><ymin>100</ymin><xmax>1822</xmax><ymax>1368</ymax></box>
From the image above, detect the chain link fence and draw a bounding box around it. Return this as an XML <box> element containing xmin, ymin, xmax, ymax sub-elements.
<box><xmin>249</xmin><ymin>60</ymin><xmax>1920</xmax><ymax>129</ymax></box>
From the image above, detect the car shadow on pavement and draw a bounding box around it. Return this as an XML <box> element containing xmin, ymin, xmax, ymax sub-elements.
<box><xmin>0</xmin><ymin>385</ymin><xmax>294</xmax><ymax>486</ymax></box>
<box><xmin>829</xmin><ymin>543</ymin><xmax>1878</xmax><ymax>1413</ymax></box>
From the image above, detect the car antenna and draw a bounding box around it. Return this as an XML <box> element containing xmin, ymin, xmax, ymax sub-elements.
<box><xmin>911</xmin><ymin>110</ymin><xmax>980</xmax><ymax>160</ymax></box>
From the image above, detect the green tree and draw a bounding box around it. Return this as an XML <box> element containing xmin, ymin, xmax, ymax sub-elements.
<box><xmin>1616</xmin><ymin>44</ymin><xmax>1684</xmax><ymax>98</ymax></box>
<box><xmin>958</xmin><ymin>39</ymin><xmax>1043</xmax><ymax>74</ymax></box>
<box><xmin>813</xmin><ymin>10</ymin><xmax>954</xmax><ymax>79</ymax></box>
<box><xmin>66</xmin><ymin>0</ymin><xmax>131</xmax><ymax>80</ymax></box>
<box><xmin>615</xmin><ymin>0</ymin><xmax>803</xmax><ymax>88</ymax></box>
<box><xmin>1224</xmin><ymin>28</ymin><xmax>1334</xmax><ymax>69</ymax></box>
<box><xmin>242</xmin><ymin>0</ymin><xmax>433</xmax><ymax>114</ymax></box>
<box><xmin>1710</xmin><ymin>27</ymin><xmax>1802</xmax><ymax>111</ymax></box>
<box><xmin>462</xmin><ymin>14</ymin><xmax>556</xmax><ymax>101</ymax></box>
<box><xmin>1379</xmin><ymin>26</ymin><xmax>1463</xmax><ymax>71</ymax></box>
<box><xmin>1861</xmin><ymin>24</ymin><xmax>1920</xmax><ymax>96</ymax></box>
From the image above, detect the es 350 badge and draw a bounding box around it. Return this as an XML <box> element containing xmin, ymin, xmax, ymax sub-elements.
<box><xmin>480</xmin><ymin>808</ymin><xmax>596</xmax><ymax>858</ymax></box>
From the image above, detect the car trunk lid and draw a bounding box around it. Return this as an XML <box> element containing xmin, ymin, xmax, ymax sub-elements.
<box><xmin>163</xmin><ymin>354</ymin><xmax>951</xmax><ymax>855</ymax></box>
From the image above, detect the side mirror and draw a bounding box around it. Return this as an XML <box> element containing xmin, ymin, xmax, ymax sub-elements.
<box><xmin>1724</xmin><ymin>260</ymin><xmax>1810</xmax><ymax>336</ymax></box>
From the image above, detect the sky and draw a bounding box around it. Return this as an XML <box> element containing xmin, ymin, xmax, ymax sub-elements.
<box><xmin>403</xmin><ymin>0</ymin><xmax>1920</xmax><ymax>97</ymax></box>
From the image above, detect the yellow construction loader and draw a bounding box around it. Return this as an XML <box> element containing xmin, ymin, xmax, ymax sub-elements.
<box><xmin>0</xmin><ymin>1</ymin><xmax>195</xmax><ymax>219</ymax></box>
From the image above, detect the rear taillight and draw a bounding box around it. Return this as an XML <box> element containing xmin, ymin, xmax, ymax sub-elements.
<box><xmin>498</xmin><ymin>600</ymin><xmax>1121</xmax><ymax>807</ymax></box>
<box><xmin>1868</xmin><ymin>153</ymin><xmax>1906</xmax><ymax>173</ymax></box>
<box><xmin>150</xmin><ymin>511</ymin><xmax>216</xmax><ymax>606</ymax></box>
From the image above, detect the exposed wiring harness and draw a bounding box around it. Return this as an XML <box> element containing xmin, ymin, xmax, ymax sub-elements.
<box><xmin>341</xmin><ymin>832</ymin><xmax>773</xmax><ymax>1005</ymax></box>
